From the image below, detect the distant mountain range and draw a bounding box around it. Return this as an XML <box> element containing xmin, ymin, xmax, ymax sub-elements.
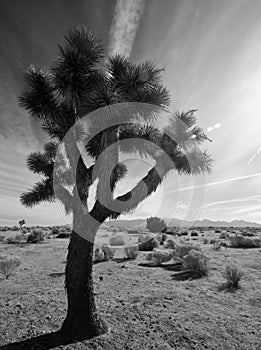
<box><xmin>105</xmin><ymin>218</ymin><xmax>261</xmax><ymax>229</ymax></box>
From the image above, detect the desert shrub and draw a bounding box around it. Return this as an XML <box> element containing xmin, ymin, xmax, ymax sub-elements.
<box><xmin>0</xmin><ymin>256</ymin><xmax>21</xmax><ymax>279</ymax></box>
<box><xmin>138</xmin><ymin>234</ymin><xmax>159</xmax><ymax>251</ymax></box>
<box><xmin>242</xmin><ymin>232</ymin><xmax>255</xmax><ymax>237</ymax></box>
<box><xmin>56</xmin><ymin>232</ymin><xmax>70</xmax><ymax>238</ymax></box>
<box><xmin>14</xmin><ymin>234</ymin><xmax>27</xmax><ymax>242</ymax></box>
<box><xmin>191</xmin><ymin>231</ymin><xmax>198</xmax><ymax>237</ymax></box>
<box><xmin>127</xmin><ymin>229</ymin><xmax>140</xmax><ymax>234</ymax></box>
<box><xmin>203</xmin><ymin>238</ymin><xmax>209</xmax><ymax>244</ymax></box>
<box><xmin>213</xmin><ymin>242</ymin><xmax>221</xmax><ymax>251</ymax></box>
<box><xmin>220</xmin><ymin>232</ymin><xmax>229</xmax><ymax>239</ymax></box>
<box><xmin>0</xmin><ymin>235</ymin><xmax>5</xmax><ymax>242</ymax></box>
<box><xmin>209</xmin><ymin>239</ymin><xmax>217</xmax><ymax>244</ymax></box>
<box><xmin>109</xmin><ymin>234</ymin><xmax>125</xmax><ymax>246</ymax></box>
<box><xmin>146</xmin><ymin>248</ymin><xmax>173</xmax><ymax>266</ymax></box>
<box><xmin>93</xmin><ymin>244</ymin><xmax>115</xmax><ymax>262</ymax></box>
<box><xmin>5</xmin><ymin>237</ymin><xmax>21</xmax><ymax>244</ymax></box>
<box><xmin>27</xmin><ymin>229</ymin><xmax>44</xmax><ymax>243</ymax></box>
<box><xmin>178</xmin><ymin>230</ymin><xmax>188</xmax><ymax>236</ymax></box>
<box><xmin>229</xmin><ymin>235</ymin><xmax>260</xmax><ymax>248</ymax></box>
<box><xmin>52</xmin><ymin>227</ymin><xmax>60</xmax><ymax>235</ymax></box>
<box><xmin>173</xmin><ymin>242</ymin><xmax>202</xmax><ymax>261</ymax></box>
<box><xmin>223</xmin><ymin>265</ymin><xmax>243</xmax><ymax>288</ymax></box>
<box><xmin>93</xmin><ymin>247</ymin><xmax>105</xmax><ymax>262</ymax></box>
<box><xmin>124</xmin><ymin>245</ymin><xmax>139</xmax><ymax>260</ymax></box>
<box><xmin>146</xmin><ymin>216</ymin><xmax>166</xmax><ymax>233</ymax></box>
<box><xmin>155</xmin><ymin>232</ymin><xmax>167</xmax><ymax>244</ymax></box>
<box><xmin>163</xmin><ymin>238</ymin><xmax>176</xmax><ymax>249</ymax></box>
<box><xmin>101</xmin><ymin>244</ymin><xmax>115</xmax><ymax>260</ymax></box>
<box><xmin>182</xmin><ymin>249</ymin><xmax>208</xmax><ymax>277</ymax></box>
<box><xmin>215</xmin><ymin>229</ymin><xmax>221</xmax><ymax>233</ymax></box>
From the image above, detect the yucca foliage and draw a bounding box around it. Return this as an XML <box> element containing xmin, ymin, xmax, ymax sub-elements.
<box><xmin>20</xmin><ymin>26</ymin><xmax>211</xmax><ymax>221</ymax></box>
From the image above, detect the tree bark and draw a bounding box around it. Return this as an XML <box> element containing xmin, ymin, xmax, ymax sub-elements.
<box><xmin>60</xmin><ymin>225</ymin><xmax>108</xmax><ymax>341</ymax></box>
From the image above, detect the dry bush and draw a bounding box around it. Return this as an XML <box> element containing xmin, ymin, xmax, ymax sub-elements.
<box><xmin>27</xmin><ymin>229</ymin><xmax>44</xmax><ymax>243</ymax></box>
<box><xmin>213</xmin><ymin>242</ymin><xmax>222</xmax><ymax>251</ymax></box>
<box><xmin>163</xmin><ymin>238</ymin><xmax>175</xmax><ymax>249</ymax></box>
<box><xmin>138</xmin><ymin>234</ymin><xmax>159</xmax><ymax>251</ymax></box>
<box><xmin>0</xmin><ymin>256</ymin><xmax>21</xmax><ymax>279</ymax></box>
<box><xmin>93</xmin><ymin>247</ymin><xmax>105</xmax><ymax>262</ymax></box>
<box><xmin>124</xmin><ymin>245</ymin><xmax>139</xmax><ymax>260</ymax></box>
<box><xmin>191</xmin><ymin>231</ymin><xmax>198</xmax><ymax>237</ymax></box>
<box><xmin>101</xmin><ymin>244</ymin><xmax>115</xmax><ymax>260</ymax></box>
<box><xmin>93</xmin><ymin>244</ymin><xmax>115</xmax><ymax>262</ymax></box>
<box><xmin>223</xmin><ymin>265</ymin><xmax>243</xmax><ymax>288</ymax></box>
<box><xmin>229</xmin><ymin>235</ymin><xmax>260</xmax><ymax>248</ymax></box>
<box><xmin>146</xmin><ymin>248</ymin><xmax>173</xmax><ymax>266</ymax></box>
<box><xmin>173</xmin><ymin>242</ymin><xmax>202</xmax><ymax>261</ymax></box>
<box><xmin>219</xmin><ymin>232</ymin><xmax>229</xmax><ymax>239</ymax></box>
<box><xmin>182</xmin><ymin>249</ymin><xmax>208</xmax><ymax>277</ymax></box>
<box><xmin>109</xmin><ymin>234</ymin><xmax>126</xmax><ymax>246</ymax></box>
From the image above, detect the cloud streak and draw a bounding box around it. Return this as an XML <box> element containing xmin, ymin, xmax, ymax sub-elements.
<box><xmin>108</xmin><ymin>0</ymin><xmax>145</xmax><ymax>56</ymax></box>
<box><xmin>171</xmin><ymin>172</ymin><xmax>261</xmax><ymax>194</ymax></box>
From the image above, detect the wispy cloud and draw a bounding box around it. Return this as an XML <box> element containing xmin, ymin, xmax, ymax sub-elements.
<box><xmin>171</xmin><ymin>172</ymin><xmax>261</xmax><ymax>194</ymax></box>
<box><xmin>108</xmin><ymin>0</ymin><xmax>145</xmax><ymax>56</ymax></box>
<box><xmin>248</xmin><ymin>145</ymin><xmax>261</xmax><ymax>164</ymax></box>
<box><xmin>203</xmin><ymin>195</ymin><xmax>261</xmax><ymax>208</ymax></box>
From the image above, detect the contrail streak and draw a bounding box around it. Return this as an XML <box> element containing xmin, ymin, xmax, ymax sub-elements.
<box><xmin>171</xmin><ymin>172</ymin><xmax>261</xmax><ymax>194</ymax></box>
<box><xmin>108</xmin><ymin>0</ymin><xmax>145</xmax><ymax>56</ymax></box>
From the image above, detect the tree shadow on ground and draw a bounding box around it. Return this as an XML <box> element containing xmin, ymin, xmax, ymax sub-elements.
<box><xmin>0</xmin><ymin>331</ymin><xmax>77</xmax><ymax>350</ymax></box>
<box><xmin>49</xmin><ymin>272</ymin><xmax>65</xmax><ymax>277</ymax></box>
<box><xmin>138</xmin><ymin>262</ymin><xmax>182</xmax><ymax>270</ymax></box>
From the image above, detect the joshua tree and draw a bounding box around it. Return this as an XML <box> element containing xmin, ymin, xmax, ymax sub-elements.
<box><xmin>19</xmin><ymin>26</ymin><xmax>212</xmax><ymax>341</ymax></box>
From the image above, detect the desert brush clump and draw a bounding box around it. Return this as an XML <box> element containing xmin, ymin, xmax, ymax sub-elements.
<box><xmin>109</xmin><ymin>234</ymin><xmax>126</xmax><ymax>246</ymax></box>
<box><xmin>124</xmin><ymin>245</ymin><xmax>139</xmax><ymax>260</ymax></box>
<box><xmin>27</xmin><ymin>229</ymin><xmax>44</xmax><ymax>243</ymax></box>
<box><xmin>146</xmin><ymin>248</ymin><xmax>173</xmax><ymax>266</ymax></box>
<box><xmin>101</xmin><ymin>244</ymin><xmax>115</xmax><ymax>260</ymax></box>
<box><xmin>222</xmin><ymin>264</ymin><xmax>243</xmax><ymax>289</ymax></box>
<box><xmin>172</xmin><ymin>242</ymin><xmax>202</xmax><ymax>261</ymax></box>
<box><xmin>146</xmin><ymin>216</ymin><xmax>166</xmax><ymax>233</ymax></box>
<box><xmin>0</xmin><ymin>255</ymin><xmax>21</xmax><ymax>279</ymax></box>
<box><xmin>138</xmin><ymin>234</ymin><xmax>159</xmax><ymax>251</ymax></box>
<box><xmin>229</xmin><ymin>235</ymin><xmax>260</xmax><ymax>248</ymax></box>
<box><xmin>163</xmin><ymin>238</ymin><xmax>176</xmax><ymax>249</ymax></box>
<box><xmin>220</xmin><ymin>231</ymin><xmax>229</xmax><ymax>239</ymax></box>
<box><xmin>182</xmin><ymin>249</ymin><xmax>208</xmax><ymax>277</ymax></box>
<box><xmin>93</xmin><ymin>244</ymin><xmax>115</xmax><ymax>262</ymax></box>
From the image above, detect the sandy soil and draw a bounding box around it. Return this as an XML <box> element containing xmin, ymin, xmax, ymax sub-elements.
<box><xmin>0</xmin><ymin>229</ymin><xmax>260</xmax><ymax>350</ymax></box>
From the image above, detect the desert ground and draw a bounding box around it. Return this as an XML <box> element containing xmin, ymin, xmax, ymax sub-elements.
<box><xmin>0</xmin><ymin>227</ymin><xmax>260</xmax><ymax>350</ymax></box>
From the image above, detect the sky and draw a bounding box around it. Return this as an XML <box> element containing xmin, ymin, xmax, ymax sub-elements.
<box><xmin>0</xmin><ymin>0</ymin><xmax>261</xmax><ymax>226</ymax></box>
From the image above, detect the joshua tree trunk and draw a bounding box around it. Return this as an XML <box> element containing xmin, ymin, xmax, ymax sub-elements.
<box><xmin>60</xmin><ymin>219</ymin><xmax>108</xmax><ymax>340</ymax></box>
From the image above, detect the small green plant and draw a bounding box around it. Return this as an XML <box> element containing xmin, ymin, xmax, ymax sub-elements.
<box><xmin>223</xmin><ymin>265</ymin><xmax>243</xmax><ymax>288</ymax></box>
<box><xmin>182</xmin><ymin>249</ymin><xmax>208</xmax><ymax>277</ymax></box>
<box><xmin>0</xmin><ymin>256</ymin><xmax>21</xmax><ymax>279</ymax></box>
<box><xmin>109</xmin><ymin>234</ymin><xmax>126</xmax><ymax>246</ymax></box>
